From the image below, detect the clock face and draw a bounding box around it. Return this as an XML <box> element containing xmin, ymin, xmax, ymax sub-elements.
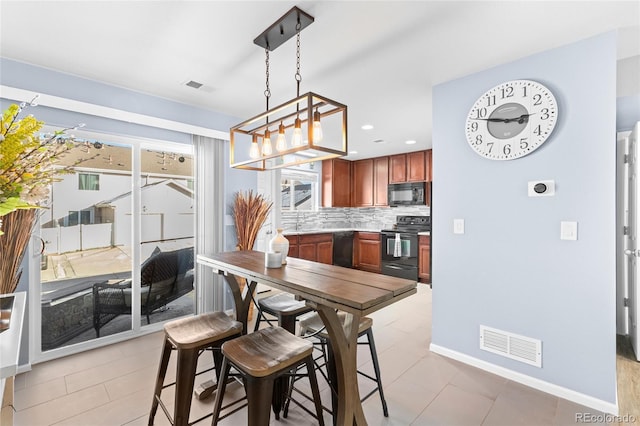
<box><xmin>465</xmin><ymin>80</ymin><xmax>558</xmax><ymax>160</ymax></box>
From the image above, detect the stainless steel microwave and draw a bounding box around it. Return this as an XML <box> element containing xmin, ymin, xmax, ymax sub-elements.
<box><xmin>388</xmin><ymin>182</ymin><xmax>426</xmax><ymax>207</ymax></box>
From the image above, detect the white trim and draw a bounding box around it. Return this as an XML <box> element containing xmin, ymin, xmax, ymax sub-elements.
<box><xmin>429</xmin><ymin>343</ymin><xmax>619</xmax><ymax>415</ymax></box>
<box><xmin>0</xmin><ymin>85</ymin><xmax>230</xmax><ymax>140</ymax></box>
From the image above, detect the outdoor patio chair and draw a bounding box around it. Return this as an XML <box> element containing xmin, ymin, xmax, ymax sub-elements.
<box><xmin>92</xmin><ymin>247</ymin><xmax>194</xmax><ymax>337</ymax></box>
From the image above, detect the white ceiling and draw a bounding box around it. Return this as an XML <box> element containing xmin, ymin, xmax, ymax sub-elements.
<box><xmin>1</xmin><ymin>1</ymin><xmax>638</xmax><ymax>160</ymax></box>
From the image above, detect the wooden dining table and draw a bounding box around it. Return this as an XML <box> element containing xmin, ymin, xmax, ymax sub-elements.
<box><xmin>197</xmin><ymin>250</ymin><xmax>417</xmax><ymax>426</ymax></box>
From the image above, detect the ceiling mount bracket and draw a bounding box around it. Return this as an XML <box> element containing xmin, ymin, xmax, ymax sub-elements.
<box><xmin>253</xmin><ymin>6</ymin><xmax>314</xmax><ymax>51</ymax></box>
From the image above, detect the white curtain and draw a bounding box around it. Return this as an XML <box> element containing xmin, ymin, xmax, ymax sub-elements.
<box><xmin>193</xmin><ymin>135</ymin><xmax>226</xmax><ymax>313</ymax></box>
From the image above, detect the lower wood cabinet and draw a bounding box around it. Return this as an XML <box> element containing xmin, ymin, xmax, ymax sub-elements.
<box><xmin>286</xmin><ymin>233</ymin><xmax>333</xmax><ymax>265</ymax></box>
<box><xmin>418</xmin><ymin>235</ymin><xmax>431</xmax><ymax>283</ymax></box>
<box><xmin>353</xmin><ymin>232</ymin><xmax>381</xmax><ymax>273</ymax></box>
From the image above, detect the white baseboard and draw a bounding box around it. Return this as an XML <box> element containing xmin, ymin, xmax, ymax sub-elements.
<box><xmin>429</xmin><ymin>343</ymin><xmax>618</xmax><ymax>415</ymax></box>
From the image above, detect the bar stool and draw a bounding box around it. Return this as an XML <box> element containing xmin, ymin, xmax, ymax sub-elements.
<box><xmin>148</xmin><ymin>312</ymin><xmax>243</xmax><ymax>426</ymax></box>
<box><xmin>211</xmin><ymin>326</ymin><xmax>325</xmax><ymax>426</ymax></box>
<box><xmin>253</xmin><ymin>292</ymin><xmax>314</xmax><ymax>334</ymax></box>
<box><xmin>291</xmin><ymin>311</ymin><xmax>389</xmax><ymax>418</ymax></box>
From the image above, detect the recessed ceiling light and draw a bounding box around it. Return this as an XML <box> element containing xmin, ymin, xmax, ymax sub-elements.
<box><xmin>405</xmin><ymin>140</ymin><xmax>417</xmax><ymax>145</ymax></box>
<box><xmin>349</xmin><ymin>150</ymin><xmax>358</xmax><ymax>154</ymax></box>
<box><xmin>361</xmin><ymin>124</ymin><xmax>374</xmax><ymax>130</ymax></box>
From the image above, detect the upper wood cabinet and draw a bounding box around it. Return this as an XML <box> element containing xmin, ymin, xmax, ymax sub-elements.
<box><xmin>352</xmin><ymin>156</ymin><xmax>389</xmax><ymax>207</ymax></box>
<box><xmin>353</xmin><ymin>159</ymin><xmax>374</xmax><ymax>207</ymax></box>
<box><xmin>322</xmin><ymin>158</ymin><xmax>351</xmax><ymax>207</ymax></box>
<box><xmin>425</xmin><ymin>149</ymin><xmax>432</xmax><ymax>182</ymax></box>
<box><xmin>374</xmin><ymin>156</ymin><xmax>388</xmax><ymax>206</ymax></box>
<box><xmin>390</xmin><ymin>151</ymin><xmax>426</xmax><ymax>183</ymax></box>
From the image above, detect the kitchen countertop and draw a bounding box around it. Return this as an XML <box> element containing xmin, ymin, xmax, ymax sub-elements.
<box><xmin>283</xmin><ymin>228</ymin><xmax>382</xmax><ymax>236</ymax></box>
<box><xmin>282</xmin><ymin>228</ymin><xmax>431</xmax><ymax>236</ymax></box>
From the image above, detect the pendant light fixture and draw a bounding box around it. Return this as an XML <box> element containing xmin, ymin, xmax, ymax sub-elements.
<box><xmin>230</xmin><ymin>6</ymin><xmax>348</xmax><ymax>171</ymax></box>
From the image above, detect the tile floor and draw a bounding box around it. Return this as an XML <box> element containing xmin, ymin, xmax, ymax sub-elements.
<box><xmin>10</xmin><ymin>285</ymin><xmax>632</xmax><ymax>425</ymax></box>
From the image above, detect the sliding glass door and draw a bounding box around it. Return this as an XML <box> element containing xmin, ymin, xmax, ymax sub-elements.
<box><xmin>35</xmin><ymin>134</ymin><xmax>194</xmax><ymax>358</ymax></box>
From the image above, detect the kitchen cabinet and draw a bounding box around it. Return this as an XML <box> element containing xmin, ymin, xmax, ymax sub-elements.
<box><xmin>418</xmin><ymin>235</ymin><xmax>431</xmax><ymax>283</ymax></box>
<box><xmin>374</xmin><ymin>156</ymin><xmax>389</xmax><ymax>206</ymax></box>
<box><xmin>390</xmin><ymin>151</ymin><xmax>426</xmax><ymax>183</ymax></box>
<box><xmin>297</xmin><ymin>233</ymin><xmax>333</xmax><ymax>265</ymax></box>
<box><xmin>353</xmin><ymin>232</ymin><xmax>381</xmax><ymax>273</ymax></box>
<box><xmin>353</xmin><ymin>156</ymin><xmax>388</xmax><ymax>207</ymax></box>
<box><xmin>285</xmin><ymin>235</ymin><xmax>299</xmax><ymax>258</ymax></box>
<box><xmin>353</xmin><ymin>159</ymin><xmax>374</xmax><ymax>207</ymax></box>
<box><xmin>425</xmin><ymin>149</ymin><xmax>432</xmax><ymax>182</ymax></box>
<box><xmin>322</xmin><ymin>158</ymin><xmax>351</xmax><ymax>207</ymax></box>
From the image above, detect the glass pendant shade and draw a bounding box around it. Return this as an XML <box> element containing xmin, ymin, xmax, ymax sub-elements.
<box><xmin>249</xmin><ymin>136</ymin><xmax>260</xmax><ymax>159</ymax></box>
<box><xmin>291</xmin><ymin>117</ymin><xmax>303</xmax><ymax>147</ymax></box>
<box><xmin>312</xmin><ymin>108</ymin><xmax>323</xmax><ymax>143</ymax></box>
<box><xmin>276</xmin><ymin>122</ymin><xmax>287</xmax><ymax>151</ymax></box>
<box><xmin>262</xmin><ymin>129</ymin><xmax>273</xmax><ymax>155</ymax></box>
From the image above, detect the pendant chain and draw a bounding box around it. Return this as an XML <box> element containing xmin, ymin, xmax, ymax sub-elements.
<box><xmin>264</xmin><ymin>48</ymin><xmax>271</xmax><ymax>112</ymax></box>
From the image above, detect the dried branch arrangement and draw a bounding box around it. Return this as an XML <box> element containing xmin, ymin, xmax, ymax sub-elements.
<box><xmin>0</xmin><ymin>209</ymin><xmax>36</xmax><ymax>294</ymax></box>
<box><xmin>232</xmin><ymin>190</ymin><xmax>272</xmax><ymax>251</ymax></box>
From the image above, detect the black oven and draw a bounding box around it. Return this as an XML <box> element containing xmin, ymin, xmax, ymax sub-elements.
<box><xmin>380</xmin><ymin>215</ymin><xmax>430</xmax><ymax>281</ymax></box>
<box><xmin>380</xmin><ymin>231</ymin><xmax>419</xmax><ymax>280</ymax></box>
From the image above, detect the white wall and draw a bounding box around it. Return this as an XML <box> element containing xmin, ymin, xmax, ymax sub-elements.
<box><xmin>432</xmin><ymin>32</ymin><xmax>618</xmax><ymax>410</ymax></box>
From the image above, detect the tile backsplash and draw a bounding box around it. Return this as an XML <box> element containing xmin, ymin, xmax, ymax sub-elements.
<box><xmin>280</xmin><ymin>206</ymin><xmax>430</xmax><ymax>232</ymax></box>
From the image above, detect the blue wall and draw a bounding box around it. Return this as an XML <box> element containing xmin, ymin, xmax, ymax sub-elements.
<box><xmin>1</xmin><ymin>57</ymin><xmax>238</xmax><ymax>140</ymax></box>
<box><xmin>432</xmin><ymin>32</ymin><xmax>617</xmax><ymax>404</ymax></box>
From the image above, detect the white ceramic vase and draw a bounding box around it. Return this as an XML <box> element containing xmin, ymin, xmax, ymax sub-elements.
<box><xmin>269</xmin><ymin>228</ymin><xmax>289</xmax><ymax>265</ymax></box>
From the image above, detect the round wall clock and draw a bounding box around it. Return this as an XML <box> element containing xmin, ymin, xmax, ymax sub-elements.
<box><xmin>465</xmin><ymin>79</ymin><xmax>558</xmax><ymax>160</ymax></box>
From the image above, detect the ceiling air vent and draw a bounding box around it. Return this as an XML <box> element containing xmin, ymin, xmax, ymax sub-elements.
<box><xmin>185</xmin><ymin>80</ymin><xmax>203</xmax><ymax>89</ymax></box>
<box><xmin>479</xmin><ymin>325</ymin><xmax>542</xmax><ymax>367</ymax></box>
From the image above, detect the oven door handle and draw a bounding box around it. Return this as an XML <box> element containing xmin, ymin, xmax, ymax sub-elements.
<box><xmin>385</xmin><ymin>264</ymin><xmax>410</xmax><ymax>270</ymax></box>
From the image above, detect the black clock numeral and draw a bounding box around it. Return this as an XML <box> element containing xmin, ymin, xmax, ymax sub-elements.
<box><xmin>501</xmin><ymin>86</ymin><xmax>514</xmax><ymax>99</ymax></box>
<box><xmin>540</xmin><ymin>108</ymin><xmax>550</xmax><ymax>120</ymax></box>
<box><xmin>522</xmin><ymin>86</ymin><xmax>528</xmax><ymax>97</ymax></box>
<box><xmin>470</xmin><ymin>122</ymin><xmax>479</xmax><ymax>132</ymax></box>
<box><xmin>520</xmin><ymin>138</ymin><xmax>529</xmax><ymax>150</ymax></box>
<box><xmin>503</xmin><ymin>144</ymin><xmax>511</xmax><ymax>155</ymax></box>
<box><xmin>533</xmin><ymin>125</ymin><xmax>542</xmax><ymax>136</ymax></box>
<box><xmin>476</xmin><ymin>108</ymin><xmax>488</xmax><ymax>119</ymax></box>
<box><xmin>533</xmin><ymin>94</ymin><xmax>542</xmax><ymax>106</ymax></box>
<box><xmin>487</xmin><ymin>142</ymin><xmax>494</xmax><ymax>153</ymax></box>
<box><xmin>486</xmin><ymin>95</ymin><xmax>496</xmax><ymax>107</ymax></box>
<box><xmin>475</xmin><ymin>134</ymin><xmax>483</xmax><ymax>145</ymax></box>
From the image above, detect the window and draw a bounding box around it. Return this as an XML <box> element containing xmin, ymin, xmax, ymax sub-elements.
<box><xmin>79</xmin><ymin>173</ymin><xmax>100</xmax><ymax>190</ymax></box>
<box><xmin>67</xmin><ymin>210</ymin><xmax>91</xmax><ymax>226</ymax></box>
<box><xmin>281</xmin><ymin>169</ymin><xmax>318</xmax><ymax>211</ymax></box>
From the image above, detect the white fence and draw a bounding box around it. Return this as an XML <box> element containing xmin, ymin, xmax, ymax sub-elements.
<box><xmin>42</xmin><ymin>223</ymin><xmax>113</xmax><ymax>255</ymax></box>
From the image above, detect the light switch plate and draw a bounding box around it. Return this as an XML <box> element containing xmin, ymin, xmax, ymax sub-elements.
<box><xmin>453</xmin><ymin>219</ymin><xmax>465</xmax><ymax>234</ymax></box>
<box><xmin>560</xmin><ymin>221</ymin><xmax>578</xmax><ymax>241</ymax></box>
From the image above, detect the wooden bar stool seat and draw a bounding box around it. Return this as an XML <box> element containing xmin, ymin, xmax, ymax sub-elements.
<box><xmin>253</xmin><ymin>292</ymin><xmax>313</xmax><ymax>334</ymax></box>
<box><xmin>212</xmin><ymin>326</ymin><xmax>325</xmax><ymax>426</ymax></box>
<box><xmin>148</xmin><ymin>312</ymin><xmax>243</xmax><ymax>426</ymax></box>
<box><xmin>294</xmin><ymin>311</ymin><xmax>389</xmax><ymax>418</ymax></box>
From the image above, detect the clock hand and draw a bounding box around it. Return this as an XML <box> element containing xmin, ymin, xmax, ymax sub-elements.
<box><xmin>470</xmin><ymin>113</ymin><xmax>535</xmax><ymax>124</ymax></box>
<box><xmin>470</xmin><ymin>117</ymin><xmax>511</xmax><ymax>123</ymax></box>
<box><xmin>504</xmin><ymin>113</ymin><xmax>535</xmax><ymax>124</ymax></box>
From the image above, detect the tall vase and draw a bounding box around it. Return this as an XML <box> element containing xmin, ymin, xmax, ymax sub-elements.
<box><xmin>0</xmin><ymin>209</ymin><xmax>37</xmax><ymax>294</ymax></box>
<box><xmin>269</xmin><ymin>228</ymin><xmax>290</xmax><ymax>265</ymax></box>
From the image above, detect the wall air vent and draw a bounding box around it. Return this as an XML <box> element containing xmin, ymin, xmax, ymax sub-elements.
<box><xmin>479</xmin><ymin>325</ymin><xmax>542</xmax><ymax>368</ymax></box>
